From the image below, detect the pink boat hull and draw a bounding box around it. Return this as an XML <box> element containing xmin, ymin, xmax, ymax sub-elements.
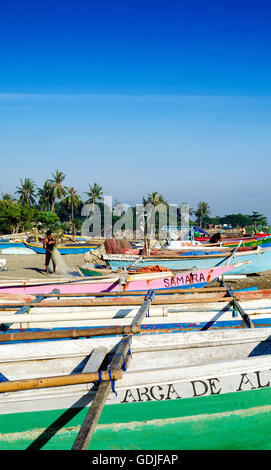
<box><xmin>0</xmin><ymin>264</ymin><xmax>239</xmax><ymax>295</ymax></box>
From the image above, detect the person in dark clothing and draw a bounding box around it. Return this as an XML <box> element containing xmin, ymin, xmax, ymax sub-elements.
<box><xmin>43</xmin><ymin>230</ymin><xmax>56</xmax><ymax>274</ymax></box>
<box><xmin>209</xmin><ymin>231</ymin><xmax>222</xmax><ymax>244</ymax></box>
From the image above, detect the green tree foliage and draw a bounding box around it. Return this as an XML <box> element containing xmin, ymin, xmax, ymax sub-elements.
<box><xmin>37</xmin><ymin>211</ymin><xmax>60</xmax><ymax>230</ymax></box>
<box><xmin>1</xmin><ymin>174</ymin><xmax>269</xmax><ymax>236</ymax></box>
<box><xmin>15</xmin><ymin>178</ymin><xmax>36</xmax><ymax>207</ymax></box>
<box><xmin>37</xmin><ymin>180</ymin><xmax>54</xmax><ymax>211</ymax></box>
<box><xmin>249</xmin><ymin>211</ymin><xmax>268</xmax><ymax>227</ymax></box>
<box><xmin>1</xmin><ymin>193</ymin><xmax>16</xmax><ymax>201</ymax></box>
<box><xmin>63</xmin><ymin>187</ymin><xmax>82</xmax><ymax>220</ymax></box>
<box><xmin>85</xmin><ymin>183</ymin><xmax>104</xmax><ymax>207</ymax></box>
<box><xmin>142</xmin><ymin>191</ymin><xmax>168</xmax><ymax>207</ymax></box>
<box><xmin>49</xmin><ymin>170</ymin><xmax>67</xmax><ymax>212</ymax></box>
<box><xmin>194</xmin><ymin>201</ymin><xmax>211</xmax><ymax>228</ymax></box>
<box><xmin>0</xmin><ymin>200</ymin><xmax>37</xmax><ymax>233</ymax></box>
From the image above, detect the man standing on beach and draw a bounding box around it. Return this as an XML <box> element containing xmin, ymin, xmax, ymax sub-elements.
<box><xmin>43</xmin><ymin>230</ymin><xmax>56</xmax><ymax>274</ymax></box>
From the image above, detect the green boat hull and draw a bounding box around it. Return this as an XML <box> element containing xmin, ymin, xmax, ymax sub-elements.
<box><xmin>1</xmin><ymin>387</ymin><xmax>271</xmax><ymax>450</ymax></box>
<box><xmin>78</xmin><ymin>267</ymin><xmax>105</xmax><ymax>276</ymax></box>
<box><xmin>224</xmin><ymin>237</ymin><xmax>271</xmax><ymax>248</ymax></box>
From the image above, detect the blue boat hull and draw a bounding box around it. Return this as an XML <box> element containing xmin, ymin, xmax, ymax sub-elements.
<box><xmin>108</xmin><ymin>247</ymin><xmax>271</xmax><ymax>275</ymax></box>
<box><xmin>0</xmin><ymin>243</ymin><xmax>25</xmax><ymax>249</ymax></box>
<box><xmin>23</xmin><ymin>243</ymin><xmax>99</xmax><ymax>254</ymax></box>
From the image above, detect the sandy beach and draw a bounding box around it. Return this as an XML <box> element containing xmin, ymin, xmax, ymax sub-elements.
<box><xmin>0</xmin><ymin>254</ymin><xmax>85</xmax><ymax>280</ymax></box>
<box><xmin>1</xmin><ymin>253</ymin><xmax>271</xmax><ymax>292</ymax></box>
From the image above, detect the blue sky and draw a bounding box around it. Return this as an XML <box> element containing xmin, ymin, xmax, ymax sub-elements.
<box><xmin>1</xmin><ymin>0</ymin><xmax>271</xmax><ymax>220</ymax></box>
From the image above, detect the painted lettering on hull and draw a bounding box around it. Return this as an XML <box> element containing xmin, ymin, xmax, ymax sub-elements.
<box><xmin>163</xmin><ymin>273</ymin><xmax>206</xmax><ymax>288</ymax></box>
<box><xmin>119</xmin><ymin>369</ymin><xmax>271</xmax><ymax>404</ymax></box>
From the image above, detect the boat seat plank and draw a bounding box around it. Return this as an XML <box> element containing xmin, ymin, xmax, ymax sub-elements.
<box><xmin>82</xmin><ymin>347</ymin><xmax>108</xmax><ymax>374</ymax></box>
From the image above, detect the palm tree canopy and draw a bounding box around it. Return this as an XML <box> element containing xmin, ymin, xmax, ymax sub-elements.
<box><xmin>49</xmin><ymin>170</ymin><xmax>68</xmax><ymax>211</ymax></box>
<box><xmin>194</xmin><ymin>201</ymin><xmax>211</xmax><ymax>227</ymax></box>
<box><xmin>15</xmin><ymin>178</ymin><xmax>36</xmax><ymax>207</ymax></box>
<box><xmin>64</xmin><ymin>187</ymin><xmax>81</xmax><ymax>206</ymax></box>
<box><xmin>37</xmin><ymin>180</ymin><xmax>54</xmax><ymax>211</ymax></box>
<box><xmin>143</xmin><ymin>192</ymin><xmax>168</xmax><ymax>207</ymax></box>
<box><xmin>1</xmin><ymin>193</ymin><xmax>16</xmax><ymax>201</ymax></box>
<box><xmin>85</xmin><ymin>183</ymin><xmax>104</xmax><ymax>205</ymax></box>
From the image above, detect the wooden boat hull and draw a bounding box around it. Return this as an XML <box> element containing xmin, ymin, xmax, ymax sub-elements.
<box><xmin>222</xmin><ymin>236</ymin><xmax>271</xmax><ymax>248</ymax></box>
<box><xmin>107</xmin><ymin>246</ymin><xmax>271</xmax><ymax>274</ymax></box>
<box><xmin>2</xmin><ymin>287</ymin><xmax>271</xmax><ymax>336</ymax></box>
<box><xmin>23</xmin><ymin>241</ymin><xmax>100</xmax><ymax>254</ymax></box>
<box><xmin>195</xmin><ymin>235</ymin><xmax>271</xmax><ymax>247</ymax></box>
<box><xmin>0</xmin><ymin>329</ymin><xmax>271</xmax><ymax>449</ymax></box>
<box><xmin>0</xmin><ymin>264</ymin><xmax>243</xmax><ymax>295</ymax></box>
<box><xmin>0</xmin><ymin>242</ymin><xmax>25</xmax><ymax>249</ymax></box>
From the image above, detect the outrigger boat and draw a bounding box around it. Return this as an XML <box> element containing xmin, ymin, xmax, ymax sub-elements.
<box><xmin>23</xmin><ymin>240</ymin><xmax>101</xmax><ymax>254</ymax></box>
<box><xmin>0</xmin><ymin>263</ymin><xmax>247</xmax><ymax>295</ymax></box>
<box><xmin>101</xmin><ymin>245</ymin><xmax>271</xmax><ymax>275</ymax></box>
<box><xmin>0</xmin><ymin>286</ymin><xmax>270</xmax><ymax>336</ymax></box>
<box><xmin>0</xmin><ymin>321</ymin><xmax>271</xmax><ymax>450</ymax></box>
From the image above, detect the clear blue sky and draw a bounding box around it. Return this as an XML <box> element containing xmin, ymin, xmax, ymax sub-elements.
<box><xmin>1</xmin><ymin>0</ymin><xmax>271</xmax><ymax>220</ymax></box>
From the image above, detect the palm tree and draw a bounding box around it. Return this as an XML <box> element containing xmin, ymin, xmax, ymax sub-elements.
<box><xmin>15</xmin><ymin>178</ymin><xmax>36</xmax><ymax>207</ymax></box>
<box><xmin>49</xmin><ymin>170</ymin><xmax>67</xmax><ymax>212</ymax></box>
<box><xmin>85</xmin><ymin>183</ymin><xmax>104</xmax><ymax>208</ymax></box>
<box><xmin>1</xmin><ymin>193</ymin><xmax>16</xmax><ymax>201</ymax></box>
<box><xmin>142</xmin><ymin>192</ymin><xmax>168</xmax><ymax>240</ymax></box>
<box><xmin>63</xmin><ymin>186</ymin><xmax>82</xmax><ymax>220</ymax></box>
<box><xmin>194</xmin><ymin>201</ymin><xmax>211</xmax><ymax>228</ymax></box>
<box><xmin>142</xmin><ymin>191</ymin><xmax>168</xmax><ymax>207</ymax></box>
<box><xmin>37</xmin><ymin>180</ymin><xmax>54</xmax><ymax>211</ymax></box>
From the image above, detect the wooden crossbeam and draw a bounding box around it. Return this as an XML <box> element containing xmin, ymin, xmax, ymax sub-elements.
<box><xmin>72</xmin><ymin>290</ymin><xmax>155</xmax><ymax>450</ymax></box>
<box><xmin>231</xmin><ymin>298</ymin><xmax>254</xmax><ymax>328</ymax></box>
<box><xmin>72</xmin><ymin>336</ymin><xmax>132</xmax><ymax>450</ymax></box>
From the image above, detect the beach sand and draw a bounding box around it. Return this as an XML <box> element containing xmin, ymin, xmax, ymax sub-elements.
<box><xmin>1</xmin><ymin>253</ymin><xmax>271</xmax><ymax>291</ymax></box>
<box><xmin>0</xmin><ymin>254</ymin><xmax>84</xmax><ymax>280</ymax></box>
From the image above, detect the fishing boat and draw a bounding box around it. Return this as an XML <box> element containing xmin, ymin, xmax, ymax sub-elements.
<box><xmin>1</xmin><ymin>286</ymin><xmax>271</xmax><ymax>333</ymax></box>
<box><xmin>102</xmin><ymin>245</ymin><xmax>271</xmax><ymax>275</ymax></box>
<box><xmin>207</xmin><ymin>235</ymin><xmax>271</xmax><ymax>248</ymax></box>
<box><xmin>0</xmin><ymin>326</ymin><xmax>271</xmax><ymax>450</ymax></box>
<box><xmin>23</xmin><ymin>240</ymin><xmax>101</xmax><ymax>254</ymax></box>
<box><xmin>0</xmin><ymin>263</ymin><xmax>246</xmax><ymax>295</ymax></box>
<box><xmin>222</xmin><ymin>236</ymin><xmax>271</xmax><ymax>248</ymax></box>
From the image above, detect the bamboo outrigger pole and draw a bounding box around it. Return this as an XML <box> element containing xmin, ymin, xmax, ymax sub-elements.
<box><xmin>0</xmin><ymin>369</ymin><xmax>123</xmax><ymax>394</ymax></box>
<box><xmin>0</xmin><ymin>324</ymin><xmax>141</xmax><ymax>343</ymax></box>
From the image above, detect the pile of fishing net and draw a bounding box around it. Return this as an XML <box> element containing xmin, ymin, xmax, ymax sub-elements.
<box><xmin>134</xmin><ymin>265</ymin><xmax>170</xmax><ymax>273</ymax></box>
<box><xmin>83</xmin><ymin>238</ymin><xmax>132</xmax><ymax>263</ymax></box>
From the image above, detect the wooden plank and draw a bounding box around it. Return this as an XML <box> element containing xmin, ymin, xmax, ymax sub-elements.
<box><xmin>83</xmin><ymin>347</ymin><xmax>108</xmax><ymax>373</ymax></box>
<box><xmin>132</xmin><ymin>292</ymin><xmax>155</xmax><ymax>326</ymax></box>
<box><xmin>0</xmin><ymin>294</ymin><xmax>44</xmax><ymax>331</ymax></box>
<box><xmin>72</xmin><ymin>335</ymin><xmax>132</xmax><ymax>450</ymax></box>
<box><xmin>71</xmin><ymin>381</ymin><xmax>111</xmax><ymax>450</ymax></box>
<box><xmin>30</xmin><ymin>295</ymin><xmax>234</xmax><ymax>307</ymax></box>
<box><xmin>231</xmin><ymin>298</ymin><xmax>254</xmax><ymax>328</ymax></box>
<box><xmin>0</xmin><ymin>293</ymin><xmax>232</xmax><ymax>310</ymax></box>
<box><xmin>38</xmin><ymin>286</ymin><xmax>227</xmax><ymax>298</ymax></box>
<box><xmin>72</xmin><ymin>292</ymin><xmax>154</xmax><ymax>450</ymax></box>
